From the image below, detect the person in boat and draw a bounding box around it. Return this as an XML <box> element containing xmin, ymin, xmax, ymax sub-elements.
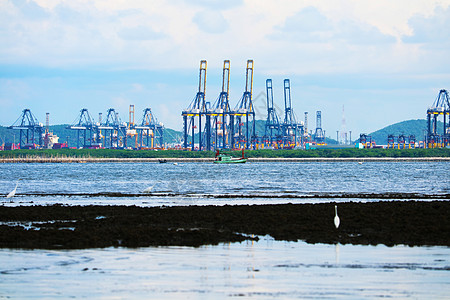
<box><xmin>215</xmin><ymin>150</ymin><xmax>221</xmax><ymax>161</ymax></box>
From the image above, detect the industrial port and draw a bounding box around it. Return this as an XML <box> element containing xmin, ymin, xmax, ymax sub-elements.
<box><xmin>2</xmin><ymin>60</ymin><xmax>450</xmax><ymax>151</ymax></box>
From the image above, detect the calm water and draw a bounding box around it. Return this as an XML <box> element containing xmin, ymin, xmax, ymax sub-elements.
<box><xmin>0</xmin><ymin>161</ymin><xmax>449</xmax><ymax>298</ymax></box>
<box><xmin>0</xmin><ymin>161</ymin><xmax>448</xmax><ymax>206</ymax></box>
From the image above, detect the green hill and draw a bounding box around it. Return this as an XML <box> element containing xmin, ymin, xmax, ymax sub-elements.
<box><xmin>368</xmin><ymin>119</ymin><xmax>443</xmax><ymax>145</ymax></box>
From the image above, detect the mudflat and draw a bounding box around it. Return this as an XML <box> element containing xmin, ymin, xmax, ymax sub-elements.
<box><xmin>0</xmin><ymin>201</ymin><xmax>449</xmax><ymax>249</ymax></box>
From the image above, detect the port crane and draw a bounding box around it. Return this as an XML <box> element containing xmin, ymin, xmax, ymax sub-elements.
<box><xmin>182</xmin><ymin>60</ymin><xmax>208</xmax><ymax>150</ymax></box>
<box><xmin>281</xmin><ymin>79</ymin><xmax>303</xmax><ymax>148</ymax></box>
<box><xmin>98</xmin><ymin>108</ymin><xmax>127</xmax><ymax>148</ymax></box>
<box><xmin>67</xmin><ymin>108</ymin><xmax>97</xmax><ymax>148</ymax></box>
<box><xmin>427</xmin><ymin>89</ymin><xmax>450</xmax><ymax>147</ymax></box>
<box><xmin>210</xmin><ymin>60</ymin><xmax>232</xmax><ymax>149</ymax></box>
<box><xmin>314</xmin><ymin>111</ymin><xmax>325</xmax><ymax>144</ymax></box>
<box><xmin>8</xmin><ymin>109</ymin><xmax>44</xmax><ymax>149</ymax></box>
<box><xmin>263</xmin><ymin>79</ymin><xmax>281</xmax><ymax>148</ymax></box>
<box><xmin>135</xmin><ymin>108</ymin><xmax>164</xmax><ymax>148</ymax></box>
<box><xmin>231</xmin><ymin>60</ymin><xmax>255</xmax><ymax>149</ymax></box>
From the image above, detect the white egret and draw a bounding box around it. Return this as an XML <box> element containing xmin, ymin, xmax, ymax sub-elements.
<box><xmin>6</xmin><ymin>179</ymin><xmax>20</xmax><ymax>199</ymax></box>
<box><xmin>143</xmin><ymin>182</ymin><xmax>158</xmax><ymax>193</ymax></box>
<box><xmin>334</xmin><ymin>205</ymin><xmax>340</xmax><ymax>229</ymax></box>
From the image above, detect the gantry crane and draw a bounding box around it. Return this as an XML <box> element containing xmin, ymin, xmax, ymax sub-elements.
<box><xmin>231</xmin><ymin>60</ymin><xmax>255</xmax><ymax>149</ymax></box>
<box><xmin>314</xmin><ymin>111</ymin><xmax>325</xmax><ymax>144</ymax></box>
<box><xmin>182</xmin><ymin>60</ymin><xmax>208</xmax><ymax>150</ymax></box>
<box><xmin>135</xmin><ymin>108</ymin><xmax>164</xmax><ymax>148</ymax></box>
<box><xmin>210</xmin><ymin>60</ymin><xmax>232</xmax><ymax>149</ymax></box>
<box><xmin>263</xmin><ymin>79</ymin><xmax>281</xmax><ymax>147</ymax></box>
<box><xmin>281</xmin><ymin>79</ymin><xmax>303</xmax><ymax>148</ymax></box>
<box><xmin>8</xmin><ymin>109</ymin><xmax>44</xmax><ymax>149</ymax></box>
<box><xmin>98</xmin><ymin>108</ymin><xmax>127</xmax><ymax>148</ymax></box>
<box><xmin>67</xmin><ymin>108</ymin><xmax>97</xmax><ymax>148</ymax></box>
<box><xmin>427</xmin><ymin>89</ymin><xmax>450</xmax><ymax>147</ymax></box>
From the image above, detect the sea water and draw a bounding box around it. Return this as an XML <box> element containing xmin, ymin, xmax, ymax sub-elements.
<box><xmin>0</xmin><ymin>161</ymin><xmax>449</xmax><ymax>298</ymax></box>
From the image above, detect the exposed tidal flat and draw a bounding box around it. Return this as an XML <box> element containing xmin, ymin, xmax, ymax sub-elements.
<box><xmin>1</xmin><ymin>201</ymin><xmax>449</xmax><ymax>249</ymax></box>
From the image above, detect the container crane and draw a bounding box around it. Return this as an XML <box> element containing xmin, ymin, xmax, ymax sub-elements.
<box><xmin>182</xmin><ymin>60</ymin><xmax>208</xmax><ymax>151</ymax></box>
<box><xmin>231</xmin><ymin>60</ymin><xmax>255</xmax><ymax>149</ymax></box>
<box><xmin>8</xmin><ymin>109</ymin><xmax>44</xmax><ymax>149</ymax></box>
<box><xmin>98</xmin><ymin>108</ymin><xmax>127</xmax><ymax>148</ymax></box>
<box><xmin>136</xmin><ymin>108</ymin><xmax>164</xmax><ymax>148</ymax></box>
<box><xmin>263</xmin><ymin>79</ymin><xmax>281</xmax><ymax>148</ymax></box>
<box><xmin>127</xmin><ymin>105</ymin><xmax>138</xmax><ymax>148</ymax></box>
<box><xmin>427</xmin><ymin>89</ymin><xmax>450</xmax><ymax>147</ymax></box>
<box><xmin>67</xmin><ymin>108</ymin><xmax>97</xmax><ymax>148</ymax></box>
<box><xmin>314</xmin><ymin>111</ymin><xmax>325</xmax><ymax>144</ymax></box>
<box><xmin>210</xmin><ymin>60</ymin><xmax>232</xmax><ymax>149</ymax></box>
<box><xmin>281</xmin><ymin>79</ymin><xmax>303</xmax><ymax>148</ymax></box>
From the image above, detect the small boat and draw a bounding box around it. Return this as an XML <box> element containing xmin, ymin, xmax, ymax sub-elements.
<box><xmin>158</xmin><ymin>159</ymin><xmax>168</xmax><ymax>163</ymax></box>
<box><xmin>214</xmin><ymin>149</ymin><xmax>247</xmax><ymax>164</ymax></box>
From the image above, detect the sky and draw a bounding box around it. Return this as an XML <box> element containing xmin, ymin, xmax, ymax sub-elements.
<box><xmin>1</xmin><ymin>0</ymin><xmax>450</xmax><ymax>139</ymax></box>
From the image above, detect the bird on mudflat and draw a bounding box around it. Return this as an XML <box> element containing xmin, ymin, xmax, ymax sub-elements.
<box><xmin>334</xmin><ymin>205</ymin><xmax>340</xmax><ymax>229</ymax></box>
<box><xmin>6</xmin><ymin>179</ymin><xmax>21</xmax><ymax>199</ymax></box>
<box><xmin>143</xmin><ymin>182</ymin><xmax>158</xmax><ymax>193</ymax></box>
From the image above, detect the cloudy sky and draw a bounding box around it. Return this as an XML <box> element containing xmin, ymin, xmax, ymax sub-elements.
<box><xmin>1</xmin><ymin>0</ymin><xmax>449</xmax><ymax>138</ymax></box>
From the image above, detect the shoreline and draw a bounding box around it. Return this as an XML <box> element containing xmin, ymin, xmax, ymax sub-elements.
<box><xmin>1</xmin><ymin>157</ymin><xmax>450</xmax><ymax>163</ymax></box>
<box><xmin>1</xmin><ymin>201</ymin><xmax>449</xmax><ymax>249</ymax></box>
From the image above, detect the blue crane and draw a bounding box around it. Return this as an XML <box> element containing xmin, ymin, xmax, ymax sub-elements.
<box><xmin>314</xmin><ymin>111</ymin><xmax>325</xmax><ymax>144</ymax></box>
<box><xmin>182</xmin><ymin>60</ymin><xmax>208</xmax><ymax>151</ymax></box>
<box><xmin>427</xmin><ymin>89</ymin><xmax>450</xmax><ymax>147</ymax></box>
<box><xmin>210</xmin><ymin>60</ymin><xmax>232</xmax><ymax>149</ymax></box>
<box><xmin>8</xmin><ymin>109</ymin><xmax>44</xmax><ymax>149</ymax></box>
<box><xmin>281</xmin><ymin>79</ymin><xmax>303</xmax><ymax>148</ymax></box>
<box><xmin>135</xmin><ymin>108</ymin><xmax>164</xmax><ymax>148</ymax></box>
<box><xmin>98</xmin><ymin>108</ymin><xmax>127</xmax><ymax>149</ymax></box>
<box><xmin>231</xmin><ymin>60</ymin><xmax>256</xmax><ymax>149</ymax></box>
<box><xmin>67</xmin><ymin>108</ymin><xmax>97</xmax><ymax>148</ymax></box>
<box><xmin>264</xmin><ymin>79</ymin><xmax>281</xmax><ymax>147</ymax></box>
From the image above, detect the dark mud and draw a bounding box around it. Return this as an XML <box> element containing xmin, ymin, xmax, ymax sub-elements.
<box><xmin>0</xmin><ymin>201</ymin><xmax>449</xmax><ymax>249</ymax></box>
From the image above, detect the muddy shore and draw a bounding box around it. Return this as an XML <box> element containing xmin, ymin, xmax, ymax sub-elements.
<box><xmin>1</xmin><ymin>201</ymin><xmax>449</xmax><ymax>249</ymax></box>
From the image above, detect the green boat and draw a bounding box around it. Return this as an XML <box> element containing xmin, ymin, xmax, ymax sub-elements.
<box><xmin>214</xmin><ymin>150</ymin><xmax>248</xmax><ymax>164</ymax></box>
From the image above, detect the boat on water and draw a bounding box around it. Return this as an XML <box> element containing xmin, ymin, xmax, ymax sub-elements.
<box><xmin>214</xmin><ymin>149</ymin><xmax>247</xmax><ymax>164</ymax></box>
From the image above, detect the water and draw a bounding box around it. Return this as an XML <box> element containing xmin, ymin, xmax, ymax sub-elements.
<box><xmin>0</xmin><ymin>161</ymin><xmax>448</xmax><ymax>206</ymax></box>
<box><xmin>0</xmin><ymin>161</ymin><xmax>449</xmax><ymax>298</ymax></box>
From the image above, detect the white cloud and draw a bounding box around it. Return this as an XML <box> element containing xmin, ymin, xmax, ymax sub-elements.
<box><xmin>404</xmin><ymin>5</ymin><xmax>450</xmax><ymax>44</ymax></box>
<box><xmin>118</xmin><ymin>26</ymin><xmax>165</xmax><ymax>41</ymax></box>
<box><xmin>193</xmin><ymin>10</ymin><xmax>229</xmax><ymax>34</ymax></box>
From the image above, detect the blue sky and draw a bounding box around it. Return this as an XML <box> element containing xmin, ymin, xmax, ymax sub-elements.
<box><xmin>1</xmin><ymin>0</ymin><xmax>450</xmax><ymax>138</ymax></box>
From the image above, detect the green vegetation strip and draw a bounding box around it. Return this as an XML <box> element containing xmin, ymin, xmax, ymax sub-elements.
<box><xmin>0</xmin><ymin>148</ymin><xmax>450</xmax><ymax>159</ymax></box>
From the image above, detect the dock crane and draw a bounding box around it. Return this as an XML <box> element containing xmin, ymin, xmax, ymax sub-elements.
<box><xmin>314</xmin><ymin>111</ymin><xmax>325</xmax><ymax>144</ymax></box>
<box><xmin>182</xmin><ymin>60</ymin><xmax>208</xmax><ymax>151</ymax></box>
<box><xmin>67</xmin><ymin>108</ymin><xmax>97</xmax><ymax>148</ymax></box>
<box><xmin>281</xmin><ymin>79</ymin><xmax>303</xmax><ymax>148</ymax></box>
<box><xmin>135</xmin><ymin>108</ymin><xmax>164</xmax><ymax>148</ymax></box>
<box><xmin>427</xmin><ymin>89</ymin><xmax>450</xmax><ymax>147</ymax></box>
<box><xmin>8</xmin><ymin>109</ymin><xmax>44</xmax><ymax>149</ymax></box>
<box><xmin>263</xmin><ymin>79</ymin><xmax>281</xmax><ymax>147</ymax></box>
<box><xmin>211</xmin><ymin>60</ymin><xmax>232</xmax><ymax>149</ymax></box>
<box><xmin>99</xmin><ymin>108</ymin><xmax>127</xmax><ymax>148</ymax></box>
<box><xmin>231</xmin><ymin>60</ymin><xmax>256</xmax><ymax>149</ymax></box>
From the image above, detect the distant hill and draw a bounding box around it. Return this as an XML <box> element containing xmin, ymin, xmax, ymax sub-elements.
<box><xmin>367</xmin><ymin>119</ymin><xmax>443</xmax><ymax>145</ymax></box>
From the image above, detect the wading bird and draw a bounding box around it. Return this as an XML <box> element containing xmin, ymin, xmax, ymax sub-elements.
<box><xmin>6</xmin><ymin>179</ymin><xmax>20</xmax><ymax>199</ymax></box>
<box><xmin>143</xmin><ymin>182</ymin><xmax>157</xmax><ymax>193</ymax></box>
<box><xmin>334</xmin><ymin>205</ymin><xmax>340</xmax><ymax>229</ymax></box>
